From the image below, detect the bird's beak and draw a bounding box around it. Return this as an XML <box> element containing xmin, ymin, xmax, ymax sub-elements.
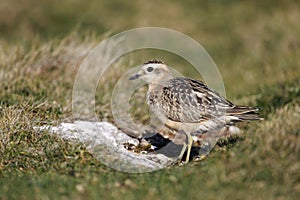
<box><xmin>129</xmin><ymin>73</ymin><xmax>141</xmax><ymax>80</ymax></box>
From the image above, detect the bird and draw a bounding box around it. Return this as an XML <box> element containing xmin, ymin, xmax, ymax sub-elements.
<box><xmin>129</xmin><ymin>59</ymin><xmax>262</xmax><ymax>164</ymax></box>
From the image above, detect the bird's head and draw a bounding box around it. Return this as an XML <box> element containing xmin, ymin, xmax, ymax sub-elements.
<box><xmin>129</xmin><ymin>60</ymin><xmax>172</xmax><ymax>84</ymax></box>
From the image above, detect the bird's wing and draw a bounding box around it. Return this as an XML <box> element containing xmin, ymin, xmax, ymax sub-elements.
<box><xmin>160</xmin><ymin>77</ymin><xmax>235</xmax><ymax>123</ymax></box>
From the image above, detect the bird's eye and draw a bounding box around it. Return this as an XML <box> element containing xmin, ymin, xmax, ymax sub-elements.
<box><xmin>147</xmin><ymin>67</ymin><xmax>153</xmax><ymax>72</ymax></box>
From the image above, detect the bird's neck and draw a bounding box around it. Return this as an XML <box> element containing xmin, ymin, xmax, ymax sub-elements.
<box><xmin>149</xmin><ymin>73</ymin><xmax>173</xmax><ymax>86</ymax></box>
<box><xmin>147</xmin><ymin>73</ymin><xmax>173</xmax><ymax>96</ymax></box>
<box><xmin>148</xmin><ymin>83</ymin><xmax>163</xmax><ymax>93</ymax></box>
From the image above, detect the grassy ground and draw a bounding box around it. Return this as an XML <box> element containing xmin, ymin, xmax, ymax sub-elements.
<box><xmin>1</xmin><ymin>0</ymin><xmax>300</xmax><ymax>199</ymax></box>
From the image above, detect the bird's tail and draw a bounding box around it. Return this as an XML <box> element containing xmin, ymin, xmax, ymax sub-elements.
<box><xmin>227</xmin><ymin>106</ymin><xmax>263</xmax><ymax>121</ymax></box>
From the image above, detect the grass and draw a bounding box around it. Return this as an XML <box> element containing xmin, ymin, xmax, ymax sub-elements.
<box><xmin>1</xmin><ymin>0</ymin><xmax>300</xmax><ymax>199</ymax></box>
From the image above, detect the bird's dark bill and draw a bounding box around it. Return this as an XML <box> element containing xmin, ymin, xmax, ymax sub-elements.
<box><xmin>129</xmin><ymin>74</ymin><xmax>140</xmax><ymax>80</ymax></box>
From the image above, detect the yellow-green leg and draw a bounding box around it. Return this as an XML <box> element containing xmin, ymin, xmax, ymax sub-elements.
<box><xmin>178</xmin><ymin>132</ymin><xmax>193</xmax><ymax>164</ymax></box>
<box><xmin>183</xmin><ymin>132</ymin><xmax>193</xmax><ymax>164</ymax></box>
<box><xmin>178</xmin><ymin>143</ymin><xmax>187</xmax><ymax>162</ymax></box>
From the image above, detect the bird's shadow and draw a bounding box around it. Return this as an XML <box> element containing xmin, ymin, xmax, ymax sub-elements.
<box><xmin>142</xmin><ymin>133</ymin><xmax>208</xmax><ymax>160</ymax></box>
<box><xmin>142</xmin><ymin>132</ymin><xmax>241</xmax><ymax>161</ymax></box>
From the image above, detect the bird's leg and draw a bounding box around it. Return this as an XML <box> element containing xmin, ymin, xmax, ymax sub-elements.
<box><xmin>178</xmin><ymin>142</ymin><xmax>187</xmax><ymax>162</ymax></box>
<box><xmin>182</xmin><ymin>132</ymin><xmax>193</xmax><ymax>164</ymax></box>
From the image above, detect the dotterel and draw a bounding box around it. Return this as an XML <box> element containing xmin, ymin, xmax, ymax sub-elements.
<box><xmin>129</xmin><ymin>60</ymin><xmax>262</xmax><ymax>164</ymax></box>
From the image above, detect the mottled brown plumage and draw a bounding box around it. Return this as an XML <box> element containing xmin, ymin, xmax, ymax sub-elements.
<box><xmin>129</xmin><ymin>60</ymin><xmax>261</xmax><ymax>163</ymax></box>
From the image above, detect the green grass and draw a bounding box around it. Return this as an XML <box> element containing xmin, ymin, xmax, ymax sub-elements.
<box><xmin>1</xmin><ymin>0</ymin><xmax>300</xmax><ymax>199</ymax></box>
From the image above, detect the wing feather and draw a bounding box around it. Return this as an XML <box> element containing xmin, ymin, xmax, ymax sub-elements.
<box><xmin>160</xmin><ymin>77</ymin><xmax>259</xmax><ymax>123</ymax></box>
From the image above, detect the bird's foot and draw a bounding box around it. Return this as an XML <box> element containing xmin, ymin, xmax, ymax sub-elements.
<box><xmin>180</xmin><ymin>158</ymin><xmax>190</xmax><ymax>165</ymax></box>
<box><xmin>193</xmin><ymin>154</ymin><xmax>207</xmax><ymax>162</ymax></box>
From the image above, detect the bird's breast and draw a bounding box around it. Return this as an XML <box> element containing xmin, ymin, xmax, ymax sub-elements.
<box><xmin>147</xmin><ymin>92</ymin><xmax>159</xmax><ymax>106</ymax></box>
